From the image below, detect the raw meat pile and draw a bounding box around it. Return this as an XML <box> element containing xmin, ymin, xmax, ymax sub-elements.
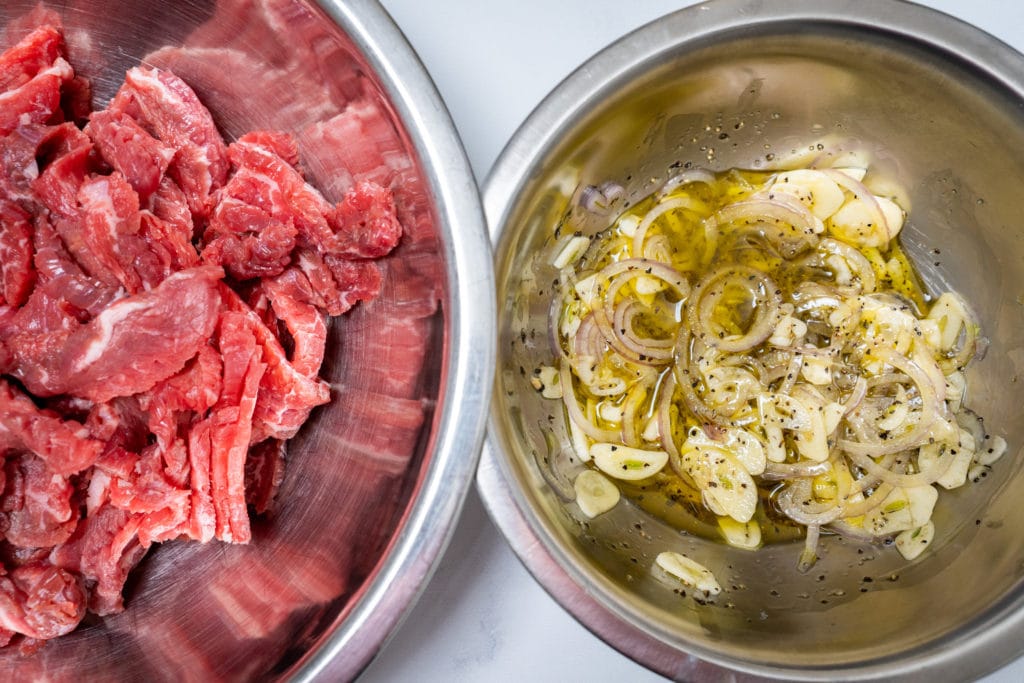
<box><xmin>0</xmin><ymin>24</ymin><xmax>401</xmax><ymax>648</ymax></box>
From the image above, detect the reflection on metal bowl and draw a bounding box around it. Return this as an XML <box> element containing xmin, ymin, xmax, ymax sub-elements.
<box><xmin>0</xmin><ymin>0</ymin><xmax>492</xmax><ymax>680</ymax></box>
<box><xmin>483</xmin><ymin>0</ymin><xmax>1024</xmax><ymax>679</ymax></box>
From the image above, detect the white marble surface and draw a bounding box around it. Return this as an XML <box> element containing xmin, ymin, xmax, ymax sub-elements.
<box><xmin>363</xmin><ymin>1</ymin><xmax>1024</xmax><ymax>681</ymax></box>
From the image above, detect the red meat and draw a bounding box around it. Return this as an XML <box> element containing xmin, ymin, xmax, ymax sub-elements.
<box><xmin>0</xmin><ymin>380</ymin><xmax>104</xmax><ymax>476</ymax></box>
<box><xmin>244</xmin><ymin>439</ymin><xmax>285</xmax><ymax>515</ymax></box>
<box><xmin>0</xmin><ymin>20</ymin><xmax>406</xmax><ymax>649</ymax></box>
<box><xmin>185</xmin><ymin>418</ymin><xmax>215</xmax><ymax>543</ymax></box>
<box><xmin>329</xmin><ymin>181</ymin><xmax>403</xmax><ymax>259</ymax></box>
<box><xmin>208</xmin><ymin>311</ymin><xmax>265</xmax><ymax>544</ymax></box>
<box><xmin>85</xmin><ymin>109</ymin><xmax>175</xmax><ymax>201</ymax></box>
<box><xmin>1</xmin><ymin>454</ymin><xmax>78</xmax><ymax>549</ymax></box>
<box><xmin>0</xmin><ymin>26</ymin><xmax>64</xmax><ymax>94</ymax></box>
<box><xmin>49</xmin><ymin>504</ymin><xmax>146</xmax><ymax>615</ymax></box>
<box><xmin>0</xmin><ymin>201</ymin><xmax>34</xmax><ymax>308</ymax></box>
<box><xmin>56</xmin><ymin>265</ymin><xmax>224</xmax><ymax>402</ymax></box>
<box><xmin>263</xmin><ymin>276</ymin><xmax>327</xmax><ymax>377</ymax></box>
<box><xmin>0</xmin><ymin>57</ymin><xmax>73</xmax><ymax>136</ymax></box>
<box><xmin>109</xmin><ymin>67</ymin><xmax>229</xmax><ymax>218</ymax></box>
<box><xmin>220</xmin><ymin>286</ymin><xmax>330</xmax><ymax>444</ymax></box>
<box><xmin>0</xmin><ymin>564</ymin><xmax>85</xmax><ymax>641</ymax></box>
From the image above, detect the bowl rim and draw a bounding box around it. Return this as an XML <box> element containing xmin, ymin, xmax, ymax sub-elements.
<box><xmin>480</xmin><ymin>0</ymin><xmax>1024</xmax><ymax>679</ymax></box>
<box><xmin>286</xmin><ymin>0</ymin><xmax>494</xmax><ymax>680</ymax></box>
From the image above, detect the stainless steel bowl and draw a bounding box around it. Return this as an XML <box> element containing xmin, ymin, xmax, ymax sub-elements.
<box><xmin>0</xmin><ymin>1</ymin><xmax>492</xmax><ymax>680</ymax></box>
<box><xmin>483</xmin><ymin>0</ymin><xmax>1024</xmax><ymax>679</ymax></box>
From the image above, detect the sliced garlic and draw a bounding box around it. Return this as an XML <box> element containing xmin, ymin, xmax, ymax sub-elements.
<box><xmin>877</xmin><ymin>197</ymin><xmax>906</xmax><ymax>240</ymax></box>
<box><xmin>685</xmin><ymin>426</ymin><xmax>766</xmax><ymax>476</ymax></box>
<box><xmin>895</xmin><ymin>520</ymin><xmax>935</xmax><ymax>561</ymax></box>
<box><xmin>928</xmin><ymin>292</ymin><xmax>970</xmax><ymax>354</ymax></box>
<box><xmin>800</xmin><ymin>356</ymin><xmax>832</xmax><ymax>386</ymax></box>
<box><xmin>676</xmin><ymin>442</ymin><xmax>758</xmax><ymax>522</ymax></box>
<box><xmin>552</xmin><ymin>235</ymin><xmax>591</xmax><ymax>269</ymax></box>
<box><xmin>633</xmin><ymin>274</ymin><xmax>665</xmax><ymax>297</ymax></box>
<box><xmin>829</xmin><ymin>195</ymin><xmax>905</xmax><ymax>247</ymax></box>
<box><xmin>530</xmin><ymin>365</ymin><xmax>562</xmax><ymax>399</ymax></box>
<box><xmin>863</xmin><ymin>485</ymin><xmax>938</xmax><ymax>536</ymax></box>
<box><xmin>718</xmin><ymin>517</ymin><xmax>762</xmax><ymax>550</ymax></box>
<box><xmin>617</xmin><ymin>214</ymin><xmax>640</xmax><ymax>238</ymax></box>
<box><xmin>768</xmin><ymin>315</ymin><xmax>808</xmax><ymax>348</ymax></box>
<box><xmin>573</xmin><ymin>273</ymin><xmax>599</xmax><ymax>307</ymax></box>
<box><xmin>822</xmin><ymin>401</ymin><xmax>845</xmax><ymax>435</ymax></box>
<box><xmin>574</xmin><ymin>470</ymin><xmax>621</xmax><ymax>518</ymax></box>
<box><xmin>876</xmin><ymin>385</ymin><xmax>909</xmax><ymax>432</ymax></box>
<box><xmin>654</xmin><ymin>551</ymin><xmax>722</xmax><ymax>595</ymax></box>
<box><xmin>917</xmin><ymin>437</ymin><xmax>971</xmax><ymax>490</ymax></box>
<box><xmin>567</xmin><ymin>414</ymin><xmax>591</xmax><ymax>463</ymax></box>
<box><xmin>590</xmin><ymin>443</ymin><xmax>668</xmax><ymax>481</ymax></box>
<box><xmin>787</xmin><ymin>386</ymin><xmax>830</xmax><ymax>462</ymax></box>
<box><xmin>597</xmin><ymin>400</ymin><xmax>623</xmax><ymax>424</ymax></box>
<box><xmin>974</xmin><ymin>435</ymin><xmax>1008</xmax><ymax>467</ymax></box>
<box><xmin>771</xmin><ymin>169</ymin><xmax>846</xmax><ymax>220</ymax></box>
<box><xmin>641</xmin><ymin>415</ymin><xmax>660</xmax><ymax>442</ymax></box>
<box><xmin>826</xmin><ymin>253</ymin><xmax>854</xmax><ymax>286</ymax></box>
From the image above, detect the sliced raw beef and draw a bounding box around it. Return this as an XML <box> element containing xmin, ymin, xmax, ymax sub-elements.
<box><xmin>138</xmin><ymin>177</ymin><xmax>200</xmax><ymax>275</ymax></box>
<box><xmin>1</xmin><ymin>453</ymin><xmax>78</xmax><ymax>549</ymax></box>
<box><xmin>220</xmin><ymin>286</ymin><xmax>330</xmax><ymax>444</ymax></box>
<box><xmin>147</xmin><ymin>175</ymin><xmax>194</xmax><ymax>235</ymax></box>
<box><xmin>71</xmin><ymin>172</ymin><xmax>155</xmax><ymax>292</ymax></box>
<box><xmin>208</xmin><ymin>311</ymin><xmax>265</xmax><ymax>543</ymax></box>
<box><xmin>185</xmin><ymin>418</ymin><xmax>215</xmax><ymax>543</ymax></box>
<box><xmin>107</xmin><ymin>443</ymin><xmax>190</xmax><ymax>547</ymax></box>
<box><xmin>32</xmin><ymin>122</ymin><xmax>92</xmax><ymax>219</ymax></box>
<box><xmin>0</xmin><ymin>26</ymin><xmax>63</xmax><ymax>94</ymax></box>
<box><xmin>201</xmin><ymin>196</ymin><xmax>298</xmax><ymax>279</ymax></box>
<box><xmin>0</xmin><ymin>564</ymin><xmax>85</xmax><ymax>641</ymax></box>
<box><xmin>0</xmin><ymin>19</ymin><xmax>408</xmax><ymax>652</ymax></box>
<box><xmin>244</xmin><ymin>439</ymin><xmax>285</xmax><ymax>515</ymax></box>
<box><xmin>15</xmin><ymin>122</ymin><xmax>92</xmax><ymax>218</ymax></box>
<box><xmin>1</xmin><ymin>277</ymin><xmax>83</xmax><ymax>398</ymax></box>
<box><xmin>139</xmin><ymin>344</ymin><xmax>222</xmax><ymax>429</ymax></box>
<box><xmin>322</xmin><ymin>254</ymin><xmax>382</xmax><ymax>314</ymax></box>
<box><xmin>200</xmin><ymin>132</ymin><xmax>329</xmax><ymax>278</ymax></box>
<box><xmin>49</xmin><ymin>504</ymin><xmax>146</xmax><ymax>616</ymax></box>
<box><xmin>56</xmin><ymin>265</ymin><xmax>223</xmax><ymax>402</ymax></box>
<box><xmin>84</xmin><ymin>401</ymin><xmax>149</xmax><ymax>466</ymax></box>
<box><xmin>262</xmin><ymin>276</ymin><xmax>326</xmax><ymax>377</ymax></box>
<box><xmin>30</xmin><ymin>213</ymin><xmax>119</xmax><ymax>316</ymax></box>
<box><xmin>0</xmin><ymin>200</ymin><xmax>33</xmax><ymax>308</ymax></box>
<box><xmin>0</xmin><ymin>57</ymin><xmax>73</xmax><ymax>136</ymax></box>
<box><xmin>0</xmin><ymin>380</ymin><xmax>104</xmax><ymax>476</ymax></box>
<box><xmin>85</xmin><ymin>109</ymin><xmax>175</xmax><ymax>201</ymax></box>
<box><xmin>109</xmin><ymin>67</ymin><xmax>229</xmax><ymax>218</ymax></box>
<box><xmin>0</xmin><ymin>25</ymin><xmax>72</xmax><ymax>138</ymax></box>
<box><xmin>329</xmin><ymin>180</ymin><xmax>402</xmax><ymax>259</ymax></box>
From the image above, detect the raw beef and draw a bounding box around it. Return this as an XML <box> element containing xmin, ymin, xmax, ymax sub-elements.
<box><xmin>0</xmin><ymin>21</ymin><xmax>403</xmax><ymax>650</ymax></box>
<box><xmin>0</xmin><ymin>200</ymin><xmax>33</xmax><ymax>308</ymax></box>
<box><xmin>109</xmin><ymin>67</ymin><xmax>230</xmax><ymax>219</ymax></box>
<box><xmin>85</xmin><ymin>110</ymin><xmax>175</xmax><ymax>202</ymax></box>
<box><xmin>0</xmin><ymin>46</ymin><xmax>73</xmax><ymax>136</ymax></box>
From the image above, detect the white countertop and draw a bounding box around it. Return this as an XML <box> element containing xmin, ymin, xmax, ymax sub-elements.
<box><xmin>364</xmin><ymin>1</ymin><xmax>1024</xmax><ymax>681</ymax></box>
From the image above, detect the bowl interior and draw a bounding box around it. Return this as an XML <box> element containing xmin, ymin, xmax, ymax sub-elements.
<box><xmin>1</xmin><ymin>1</ymin><xmax>453</xmax><ymax>679</ymax></box>
<box><xmin>491</xmin><ymin>15</ymin><xmax>1024</xmax><ymax>675</ymax></box>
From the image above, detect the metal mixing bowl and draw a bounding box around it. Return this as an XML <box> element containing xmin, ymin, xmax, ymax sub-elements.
<box><xmin>482</xmin><ymin>0</ymin><xmax>1024</xmax><ymax>679</ymax></box>
<box><xmin>0</xmin><ymin>0</ymin><xmax>491</xmax><ymax>680</ymax></box>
